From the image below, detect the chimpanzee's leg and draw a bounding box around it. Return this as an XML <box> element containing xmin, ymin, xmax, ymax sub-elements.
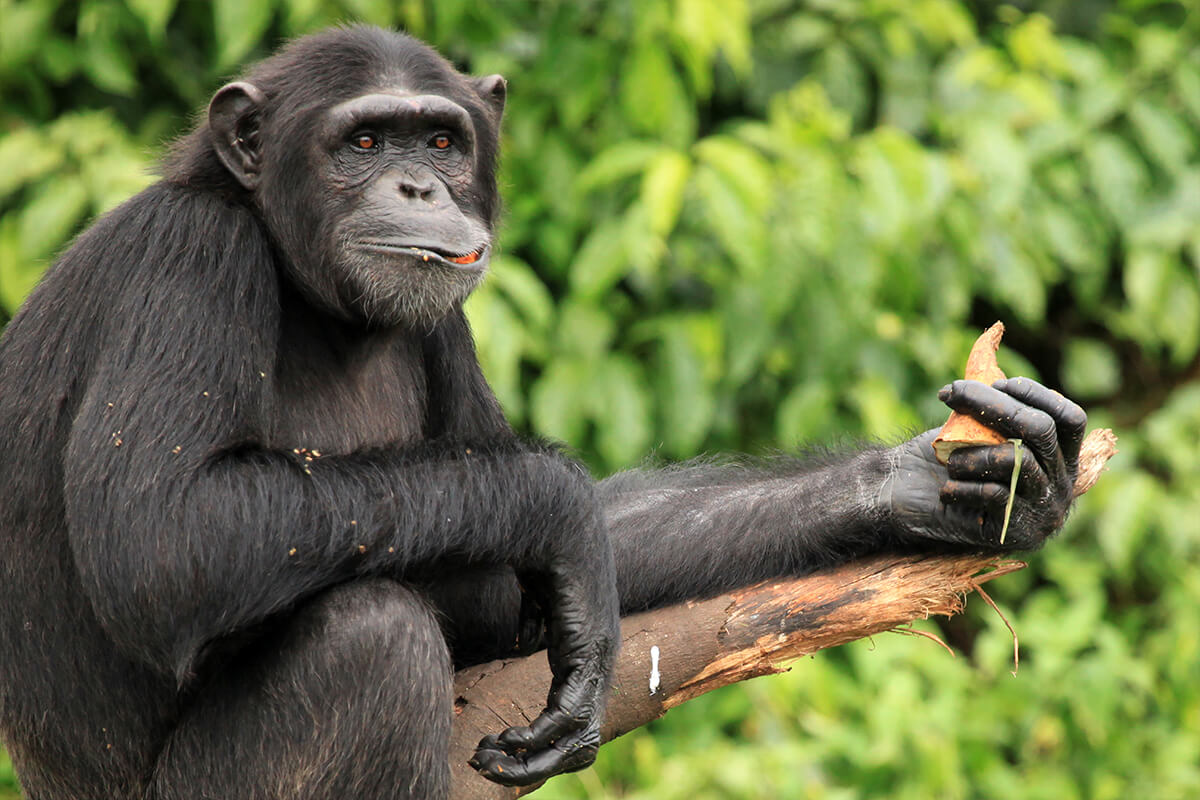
<box><xmin>148</xmin><ymin>579</ymin><xmax>452</xmax><ymax>800</ymax></box>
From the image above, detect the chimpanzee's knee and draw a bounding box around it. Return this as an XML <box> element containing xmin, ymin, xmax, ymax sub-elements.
<box><xmin>150</xmin><ymin>580</ymin><xmax>452</xmax><ymax>800</ymax></box>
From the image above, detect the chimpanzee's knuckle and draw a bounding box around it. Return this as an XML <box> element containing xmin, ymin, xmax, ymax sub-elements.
<box><xmin>1060</xmin><ymin>403</ymin><xmax>1087</xmax><ymax>433</ymax></box>
<box><xmin>980</xmin><ymin>483</ymin><xmax>1008</xmax><ymax>507</ymax></box>
<box><xmin>1014</xmin><ymin>407</ymin><xmax>1055</xmax><ymax>443</ymax></box>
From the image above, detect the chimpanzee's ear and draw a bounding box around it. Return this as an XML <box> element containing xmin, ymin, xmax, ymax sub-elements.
<box><xmin>474</xmin><ymin>74</ymin><xmax>507</xmax><ymax>118</ymax></box>
<box><xmin>208</xmin><ymin>81</ymin><xmax>268</xmax><ymax>191</ymax></box>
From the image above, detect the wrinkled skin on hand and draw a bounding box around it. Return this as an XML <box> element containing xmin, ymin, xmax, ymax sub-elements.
<box><xmin>882</xmin><ymin>377</ymin><xmax>1087</xmax><ymax>549</ymax></box>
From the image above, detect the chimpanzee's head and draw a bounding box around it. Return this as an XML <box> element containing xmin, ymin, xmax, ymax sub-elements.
<box><xmin>197</xmin><ymin>26</ymin><xmax>506</xmax><ymax>327</ymax></box>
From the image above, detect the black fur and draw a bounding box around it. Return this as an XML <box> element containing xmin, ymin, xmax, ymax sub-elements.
<box><xmin>0</xmin><ymin>26</ymin><xmax>1085</xmax><ymax>800</ymax></box>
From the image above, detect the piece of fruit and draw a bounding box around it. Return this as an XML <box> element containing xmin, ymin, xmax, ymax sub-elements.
<box><xmin>932</xmin><ymin>322</ymin><xmax>1008</xmax><ymax>465</ymax></box>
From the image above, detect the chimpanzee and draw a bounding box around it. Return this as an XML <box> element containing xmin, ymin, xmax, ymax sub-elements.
<box><xmin>0</xmin><ymin>25</ymin><xmax>1085</xmax><ymax>800</ymax></box>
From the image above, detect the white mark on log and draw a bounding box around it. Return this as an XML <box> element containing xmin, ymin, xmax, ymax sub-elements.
<box><xmin>649</xmin><ymin>645</ymin><xmax>661</xmax><ymax>695</ymax></box>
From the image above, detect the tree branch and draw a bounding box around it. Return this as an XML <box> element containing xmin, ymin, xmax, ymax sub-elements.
<box><xmin>448</xmin><ymin>552</ymin><xmax>1021</xmax><ymax>799</ymax></box>
<box><xmin>448</xmin><ymin>427</ymin><xmax>1117</xmax><ymax>799</ymax></box>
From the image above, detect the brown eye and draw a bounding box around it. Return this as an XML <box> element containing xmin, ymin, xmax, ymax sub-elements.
<box><xmin>431</xmin><ymin>135</ymin><xmax>452</xmax><ymax>150</ymax></box>
<box><xmin>352</xmin><ymin>133</ymin><xmax>378</xmax><ymax>150</ymax></box>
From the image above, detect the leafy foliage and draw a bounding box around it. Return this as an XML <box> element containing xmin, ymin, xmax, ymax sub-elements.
<box><xmin>2</xmin><ymin>1</ymin><xmax>1199</xmax><ymax>798</ymax></box>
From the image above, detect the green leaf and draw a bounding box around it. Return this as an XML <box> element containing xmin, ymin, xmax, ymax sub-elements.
<box><xmin>576</xmin><ymin>142</ymin><xmax>667</xmax><ymax>193</ymax></box>
<box><xmin>0</xmin><ymin>216</ymin><xmax>38</xmax><ymax>314</ymax></box>
<box><xmin>619</xmin><ymin>201</ymin><xmax>664</xmax><ymax>277</ymax></box>
<box><xmin>1174</xmin><ymin>60</ymin><xmax>1200</xmax><ymax>124</ymax></box>
<box><xmin>592</xmin><ymin>356</ymin><xmax>653</xmax><ymax>469</ymax></box>
<box><xmin>39</xmin><ymin>36</ymin><xmax>78</xmax><ymax>83</ymax></box>
<box><xmin>0</xmin><ymin>2</ymin><xmax>53</xmax><ymax>71</ymax></box>
<box><xmin>126</xmin><ymin>0</ymin><xmax>179</xmax><ymax>40</ymax></box>
<box><xmin>79</xmin><ymin>28</ymin><xmax>138</xmax><ymax>95</ymax></box>
<box><xmin>776</xmin><ymin>382</ymin><xmax>834</xmax><ymax>445</ymax></box>
<box><xmin>488</xmin><ymin>256</ymin><xmax>555</xmax><ymax>335</ymax></box>
<box><xmin>655</xmin><ymin>320</ymin><xmax>716</xmax><ymax>457</ymax></box>
<box><xmin>849</xmin><ymin>375</ymin><xmax>920</xmax><ymax>441</ymax></box>
<box><xmin>341</xmin><ymin>0</ymin><xmax>397</xmax><ymax>26</ymax></box>
<box><xmin>1061</xmin><ymin>339</ymin><xmax>1121</xmax><ymax>399</ymax></box>
<box><xmin>529</xmin><ymin>360</ymin><xmax>591</xmax><ymax>446</ymax></box>
<box><xmin>555</xmin><ymin>301</ymin><xmax>616</xmax><ymax>360</ymax></box>
<box><xmin>81</xmin><ymin>150</ymin><xmax>155</xmax><ymax>215</ymax></box>
<box><xmin>983</xmin><ymin>229</ymin><xmax>1045</xmax><ymax>323</ymax></box>
<box><xmin>1085</xmin><ymin>134</ymin><xmax>1149</xmax><ymax>224</ymax></box>
<box><xmin>0</xmin><ymin>128</ymin><xmax>67</xmax><ymax>200</ymax></box>
<box><xmin>214</xmin><ymin>0</ymin><xmax>275</xmax><ymax>69</ymax></box>
<box><xmin>854</xmin><ymin>132</ymin><xmax>912</xmax><ymax>240</ymax></box>
<box><xmin>1006</xmin><ymin>14</ymin><xmax>1069</xmax><ymax>75</ymax></box>
<box><xmin>776</xmin><ymin>13</ymin><xmax>834</xmax><ymax>52</ymax></box>
<box><xmin>1073</xmin><ymin>72</ymin><xmax>1124</xmax><ymax>127</ymax></box>
<box><xmin>620</xmin><ymin>44</ymin><xmax>675</xmax><ymax>135</ymax></box>
<box><xmin>1129</xmin><ymin>170</ymin><xmax>1200</xmax><ymax>250</ymax></box>
<box><xmin>722</xmin><ymin>284</ymin><xmax>774</xmax><ymax>383</ymax></box>
<box><xmin>1160</xmin><ymin>268</ymin><xmax>1200</xmax><ymax>364</ymax></box>
<box><xmin>640</xmin><ymin>150</ymin><xmax>691</xmax><ymax>236</ymax></box>
<box><xmin>18</xmin><ymin>179</ymin><xmax>90</xmax><ymax>261</ymax></box>
<box><xmin>1123</xmin><ymin>247</ymin><xmax>1170</xmax><ymax>322</ymax></box>
<box><xmin>619</xmin><ymin>44</ymin><xmax>695</xmax><ymax>146</ymax></box>
<box><xmin>1129</xmin><ymin>100</ymin><xmax>1194</xmax><ymax>173</ymax></box>
<box><xmin>814</xmin><ymin>42</ymin><xmax>869</xmax><ymax>125</ymax></box>
<box><xmin>567</xmin><ymin>219</ymin><xmax>629</xmax><ymax>300</ymax></box>
<box><xmin>464</xmin><ymin>284</ymin><xmax>526</xmax><ymax>421</ymax></box>
<box><xmin>693</xmin><ymin>164</ymin><xmax>767</xmax><ymax>277</ymax></box>
<box><xmin>281</xmin><ymin>0</ymin><xmax>325</xmax><ymax>33</ymax></box>
<box><xmin>672</xmin><ymin>0</ymin><xmax>751</xmax><ymax>93</ymax></box>
<box><xmin>1133</xmin><ymin>25</ymin><xmax>1179</xmax><ymax>74</ymax></box>
<box><xmin>962</xmin><ymin>123</ymin><xmax>1029</xmax><ymax>215</ymax></box>
<box><xmin>999</xmin><ymin>438</ymin><xmax>1022</xmax><ymax>545</ymax></box>
<box><xmin>693</xmin><ymin>136</ymin><xmax>773</xmax><ymax>216</ymax></box>
<box><xmin>1038</xmin><ymin>205</ymin><xmax>1094</xmax><ymax>271</ymax></box>
<box><xmin>1091</xmin><ymin>472</ymin><xmax>1159</xmax><ymax>575</ymax></box>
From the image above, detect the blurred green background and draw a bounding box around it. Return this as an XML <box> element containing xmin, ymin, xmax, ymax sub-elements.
<box><xmin>2</xmin><ymin>0</ymin><xmax>1199</xmax><ymax>797</ymax></box>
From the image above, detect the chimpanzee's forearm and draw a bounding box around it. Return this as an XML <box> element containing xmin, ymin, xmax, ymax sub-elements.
<box><xmin>599</xmin><ymin>448</ymin><xmax>896</xmax><ymax>613</ymax></box>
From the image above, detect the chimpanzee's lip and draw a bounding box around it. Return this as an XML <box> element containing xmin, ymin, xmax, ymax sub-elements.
<box><xmin>357</xmin><ymin>241</ymin><xmax>490</xmax><ymax>269</ymax></box>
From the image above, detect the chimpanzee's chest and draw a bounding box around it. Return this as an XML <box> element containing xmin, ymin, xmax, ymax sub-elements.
<box><xmin>265</xmin><ymin>333</ymin><xmax>429</xmax><ymax>456</ymax></box>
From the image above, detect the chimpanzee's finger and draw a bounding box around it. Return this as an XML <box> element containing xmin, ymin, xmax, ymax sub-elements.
<box><xmin>993</xmin><ymin>377</ymin><xmax>1087</xmax><ymax>466</ymax></box>
<box><xmin>478</xmin><ymin>634</ymin><xmax>606</xmax><ymax>768</ymax></box>
<box><xmin>939</xmin><ymin>380</ymin><xmax>1060</xmax><ymax>470</ymax></box>
<box><xmin>939</xmin><ymin>479</ymin><xmax>1009</xmax><ymax>509</ymax></box>
<box><xmin>472</xmin><ymin>656</ymin><xmax>605</xmax><ymax>787</ymax></box>
<box><xmin>946</xmin><ymin>443</ymin><xmax>1048</xmax><ymax>498</ymax></box>
<box><xmin>471</xmin><ymin>726</ymin><xmax>600</xmax><ymax>786</ymax></box>
<box><xmin>492</xmin><ymin>706</ymin><xmax>578</xmax><ymax>754</ymax></box>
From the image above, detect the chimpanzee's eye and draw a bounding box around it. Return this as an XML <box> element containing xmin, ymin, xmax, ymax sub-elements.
<box><xmin>350</xmin><ymin>132</ymin><xmax>379</xmax><ymax>151</ymax></box>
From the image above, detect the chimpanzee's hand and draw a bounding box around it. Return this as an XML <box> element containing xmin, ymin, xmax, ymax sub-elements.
<box><xmin>469</xmin><ymin>526</ymin><xmax>619</xmax><ymax>786</ymax></box>
<box><xmin>880</xmin><ymin>377</ymin><xmax>1087</xmax><ymax>549</ymax></box>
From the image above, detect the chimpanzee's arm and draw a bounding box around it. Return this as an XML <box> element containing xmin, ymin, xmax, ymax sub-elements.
<box><xmin>602</xmin><ymin>379</ymin><xmax>1085</xmax><ymax>613</ymax></box>
<box><xmin>601</xmin><ymin>449</ymin><xmax>892</xmax><ymax>612</ymax></box>
<box><xmin>57</xmin><ymin>194</ymin><xmax>617</xmax><ymax>786</ymax></box>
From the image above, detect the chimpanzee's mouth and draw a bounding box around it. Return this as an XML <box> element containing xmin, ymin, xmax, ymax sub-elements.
<box><xmin>358</xmin><ymin>241</ymin><xmax>489</xmax><ymax>268</ymax></box>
